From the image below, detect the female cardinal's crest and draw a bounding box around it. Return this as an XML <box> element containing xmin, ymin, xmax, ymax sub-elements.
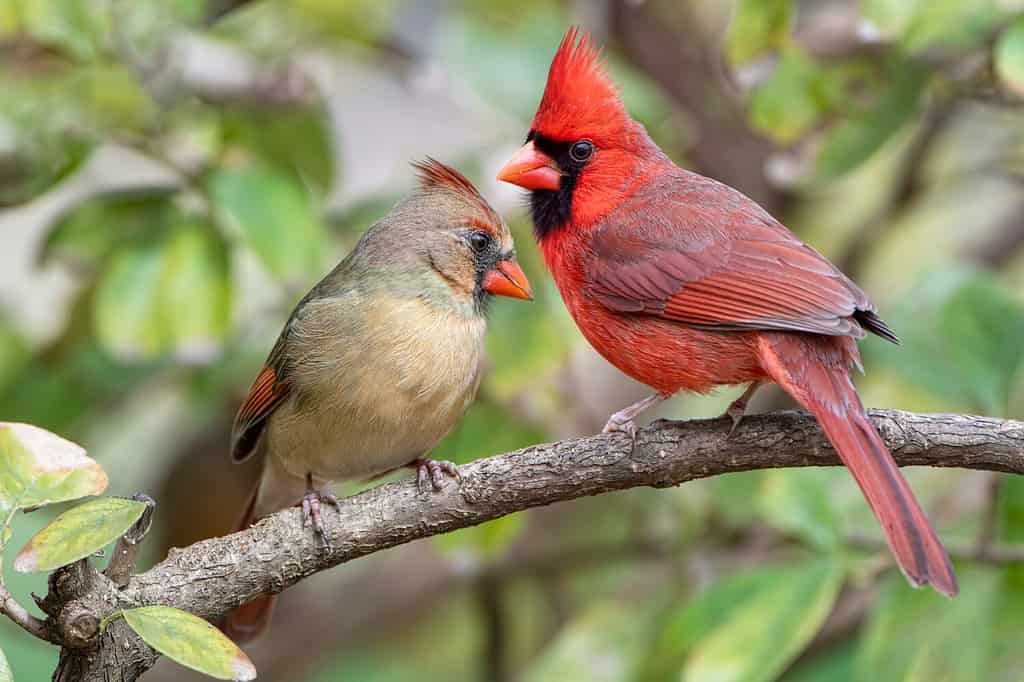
<box><xmin>532</xmin><ymin>27</ymin><xmax>628</xmax><ymax>144</ymax></box>
<box><xmin>412</xmin><ymin>157</ymin><xmax>501</xmax><ymax>227</ymax></box>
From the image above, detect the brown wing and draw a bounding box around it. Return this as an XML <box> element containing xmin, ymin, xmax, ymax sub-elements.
<box><xmin>231</xmin><ymin>365</ymin><xmax>291</xmax><ymax>462</ymax></box>
<box><xmin>586</xmin><ymin>179</ymin><xmax>898</xmax><ymax>343</ymax></box>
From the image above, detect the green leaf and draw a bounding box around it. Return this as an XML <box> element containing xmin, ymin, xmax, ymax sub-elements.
<box><xmin>901</xmin><ymin>0</ymin><xmax>1004</xmax><ymax>53</ymax></box>
<box><xmin>526</xmin><ymin>603</ymin><xmax>656</xmax><ymax>682</ymax></box>
<box><xmin>0</xmin><ymin>645</ymin><xmax>10</xmax><ymax>682</ymax></box>
<box><xmin>681</xmin><ymin>558</ymin><xmax>844</xmax><ymax>682</ymax></box>
<box><xmin>781</xmin><ymin>640</ymin><xmax>856</xmax><ymax>682</ymax></box>
<box><xmin>863</xmin><ymin>0</ymin><xmax>1007</xmax><ymax>53</ymax></box>
<box><xmin>13</xmin><ymin>497</ymin><xmax>146</xmax><ymax>573</ymax></box>
<box><xmin>18</xmin><ymin>0</ymin><xmax>106</xmax><ymax>61</ymax></box>
<box><xmin>988</xmin><ymin>567</ymin><xmax>1024</xmax><ymax>682</ymax></box>
<box><xmin>855</xmin><ymin>566</ymin><xmax>998</xmax><ymax>682</ymax></box>
<box><xmin>41</xmin><ymin>192</ymin><xmax>174</xmax><ymax>268</ymax></box>
<box><xmin>997</xmin><ymin>475</ymin><xmax>1024</xmax><ymax>543</ymax></box>
<box><xmin>709</xmin><ymin>472</ymin><xmax>765</xmax><ymax>528</ymax></box>
<box><xmin>92</xmin><ymin>222</ymin><xmax>233</xmax><ymax>363</ymax></box>
<box><xmin>220</xmin><ymin>107</ymin><xmax>334</xmax><ymax>193</ymax></box>
<box><xmin>158</xmin><ymin>223</ymin><xmax>232</xmax><ymax>363</ymax></box>
<box><xmin>0</xmin><ymin>318</ymin><xmax>28</xmax><ymax>394</ymax></box>
<box><xmin>433</xmin><ymin>513</ymin><xmax>527</xmax><ymax>560</ymax></box>
<box><xmin>861</xmin><ymin>0</ymin><xmax>920</xmax><ymax>38</ymax></box>
<box><xmin>867</xmin><ymin>266</ymin><xmax>1024</xmax><ymax>415</ymax></box>
<box><xmin>0</xmin><ymin>423</ymin><xmax>106</xmax><ymax>519</ymax></box>
<box><xmin>93</xmin><ymin>241</ymin><xmax>166</xmax><ymax>361</ymax></box>
<box><xmin>0</xmin><ymin>106</ymin><xmax>91</xmax><ymax>207</ymax></box>
<box><xmin>635</xmin><ymin>567</ymin><xmax>783</xmax><ymax>682</ymax></box>
<box><xmin>748</xmin><ymin>49</ymin><xmax>833</xmax><ymax>144</ymax></box>
<box><xmin>995</xmin><ymin>18</ymin><xmax>1024</xmax><ymax>97</ymax></box>
<box><xmin>816</xmin><ymin>60</ymin><xmax>928</xmax><ymax>179</ymax></box>
<box><xmin>122</xmin><ymin>606</ymin><xmax>256</xmax><ymax>681</ymax></box>
<box><xmin>758</xmin><ymin>469</ymin><xmax>842</xmax><ymax>550</ymax></box>
<box><xmin>208</xmin><ymin>165</ymin><xmax>327</xmax><ymax>282</ymax></box>
<box><xmin>725</xmin><ymin>0</ymin><xmax>791</xmax><ymax>68</ymax></box>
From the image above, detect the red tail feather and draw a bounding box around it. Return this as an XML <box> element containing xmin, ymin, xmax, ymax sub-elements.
<box><xmin>220</xmin><ymin>488</ymin><xmax>278</xmax><ymax>642</ymax></box>
<box><xmin>759</xmin><ymin>335</ymin><xmax>958</xmax><ymax>596</ymax></box>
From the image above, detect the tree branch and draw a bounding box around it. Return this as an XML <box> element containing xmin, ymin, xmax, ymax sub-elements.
<box><xmin>32</xmin><ymin>409</ymin><xmax>1024</xmax><ymax>680</ymax></box>
<box><xmin>0</xmin><ymin>583</ymin><xmax>58</xmax><ymax>643</ymax></box>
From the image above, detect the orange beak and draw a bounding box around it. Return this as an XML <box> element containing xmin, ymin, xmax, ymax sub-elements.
<box><xmin>496</xmin><ymin>141</ymin><xmax>561</xmax><ymax>191</ymax></box>
<box><xmin>482</xmin><ymin>259</ymin><xmax>533</xmax><ymax>300</ymax></box>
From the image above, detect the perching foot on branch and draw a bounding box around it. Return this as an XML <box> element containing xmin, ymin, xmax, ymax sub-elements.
<box><xmin>409</xmin><ymin>458</ymin><xmax>461</xmax><ymax>492</ymax></box>
<box><xmin>602</xmin><ymin>392</ymin><xmax>671</xmax><ymax>437</ymax></box>
<box><xmin>301</xmin><ymin>474</ymin><xmax>340</xmax><ymax>549</ymax></box>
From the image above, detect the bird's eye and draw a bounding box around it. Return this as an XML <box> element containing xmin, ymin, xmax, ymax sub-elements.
<box><xmin>468</xmin><ymin>231</ymin><xmax>491</xmax><ymax>252</ymax></box>
<box><xmin>570</xmin><ymin>140</ymin><xmax>594</xmax><ymax>163</ymax></box>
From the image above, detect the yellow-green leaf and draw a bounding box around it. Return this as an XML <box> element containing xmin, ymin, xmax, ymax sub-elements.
<box><xmin>855</xmin><ymin>566</ymin><xmax>998</xmax><ymax>682</ymax></box>
<box><xmin>995</xmin><ymin>18</ymin><xmax>1024</xmax><ymax>97</ymax></box>
<box><xmin>122</xmin><ymin>606</ymin><xmax>256</xmax><ymax>681</ymax></box>
<box><xmin>208</xmin><ymin>165</ymin><xmax>327</xmax><ymax>282</ymax></box>
<box><xmin>14</xmin><ymin>497</ymin><xmax>146</xmax><ymax>573</ymax></box>
<box><xmin>93</xmin><ymin>242</ymin><xmax>166</xmax><ymax>361</ymax></box>
<box><xmin>816</xmin><ymin>60</ymin><xmax>928</xmax><ymax>180</ymax></box>
<box><xmin>758</xmin><ymin>469</ymin><xmax>842</xmax><ymax>550</ymax></box>
<box><xmin>525</xmin><ymin>603</ymin><xmax>655</xmax><ymax>682</ymax></box>
<box><xmin>725</xmin><ymin>0</ymin><xmax>791</xmax><ymax>67</ymax></box>
<box><xmin>0</xmin><ymin>423</ymin><xmax>106</xmax><ymax>518</ymax></box>
<box><xmin>93</xmin><ymin>223</ymin><xmax>233</xmax><ymax>363</ymax></box>
<box><xmin>682</xmin><ymin>558</ymin><xmax>844</xmax><ymax>682</ymax></box>
<box><xmin>158</xmin><ymin>223</ymin><xmax>232</xmax><ymax>364</ymax></box>
<box><xmin>433</xmin><ymin>513</ymin><xmax>527</xmax><ymax>560</ymax></box>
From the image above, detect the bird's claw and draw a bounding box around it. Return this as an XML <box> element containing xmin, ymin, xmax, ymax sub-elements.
<box><xmin>602</xmin><ymin>412</ymin><xmax>637</xmax><ymax>438</ymax></box>
<box><xmin>725</xmin><ymin>404</ymin><xmax>745</xmax><ymax>437</ymax></box>
<box><xmin>301</xmin><ymin>488</ymin><xmax>340</xmax><ymax>549</ymax></box>
<box><xmin>723</xmin><ymin>397</ymin><xmax>751</xmax><ymax>438</ymax></box>
<box><xmin>412</xmin><ymin>458</ymin><xmax>461</xmax><ymax>493</ymax></box>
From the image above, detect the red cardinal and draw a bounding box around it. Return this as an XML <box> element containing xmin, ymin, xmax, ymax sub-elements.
<box><xmin>497</xmin><ymin>28</ymin><xmax>956</xmax><ymax>596</ymax></box>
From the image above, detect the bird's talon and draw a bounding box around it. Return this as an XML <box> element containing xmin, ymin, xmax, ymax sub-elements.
<box><xmin>411</xmin><ymin>458</ymin><xmax>460</xmax><ymax>492</ymax></box>
<box><xmin>602</xmin><ymin>415</ymin><xmax>636</xmax><ymax>437</ymax></box>
<box><xmin>300</xmin><ymin>487</ymin><xmax>335</xmax><ymax>549</ymax></box>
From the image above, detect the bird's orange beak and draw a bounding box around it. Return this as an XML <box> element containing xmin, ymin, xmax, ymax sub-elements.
<box><xmin>496</xmin><ymin>141</ymin><xmax>561</xmax><ymax>191</ymax></box>
<box><xmin>482</xmin><ymin>259</ymin><xmax>533</xmax><ymax>300</ymax></box>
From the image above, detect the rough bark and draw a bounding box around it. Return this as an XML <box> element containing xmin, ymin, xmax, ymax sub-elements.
<box><xmin>12</xmin><ymin>409</ymin><xmax>1024</xmax><ymax>681</ymax></box>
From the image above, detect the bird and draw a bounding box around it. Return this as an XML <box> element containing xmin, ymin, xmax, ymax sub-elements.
<box><xmin>496</xmin><ymin>28</ymin><xmax>957</xmax><ymax>597</ymax></box>
<box><xmin>223</xmin><ymin>159</ymin><xmax>532</xmax><ymax>640</ymax></box>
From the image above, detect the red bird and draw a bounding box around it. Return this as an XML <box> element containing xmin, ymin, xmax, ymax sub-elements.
<box><xmin>497</xmin><ymin>28</ymin><xmax>957</xmax><ymax>596</ymax></box>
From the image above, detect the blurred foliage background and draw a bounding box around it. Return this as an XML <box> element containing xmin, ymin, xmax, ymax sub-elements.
<box><xmin>1</xmin><ymin>0</ymin><xmax>1024</xmax><ymax>680</ymax></box>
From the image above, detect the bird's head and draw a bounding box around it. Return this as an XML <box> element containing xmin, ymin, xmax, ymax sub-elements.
<box><xmin>378</xmin><ymin>158</ymin><xmax>531</xmax><ymax>315</ymax></box>
<box><xmin>497</xmin><ymin>27</ymin><xmax>659</xmax><ymax>239</ymax></box>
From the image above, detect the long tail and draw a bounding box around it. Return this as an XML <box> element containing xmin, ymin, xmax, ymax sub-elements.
<box><xmin>220</xmin><ymin>488</ymin><xmax>278</xmax><ymax>642</ymax></box>
<box><xmin>757</xmin><ymin>334</ymin><xmax>958</xmax><ymax>597</ymax></box>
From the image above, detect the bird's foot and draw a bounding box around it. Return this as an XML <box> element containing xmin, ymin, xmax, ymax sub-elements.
<box><xmin>602</xmin><ymin>392</ymin><xmax>671</xmax><ymax>439</ymax></box>
<box><xmin>409</xmin><ymin>458</ymin><xmax>461</xmax><ymax>492</ymax></box>
<box><xmin>602</xmin><ymin>411</ymin><xmax>638</xmax><ymax>438</ymax></box>
<box><xmin>722</xmin><ymin>382</ymin><xmax>763</xmax><ymax>437</ymax></box>
<box><xmin>724</xmin><ymin>401</ymin><xmax>747</xmax><ymax>437</ymax></box>
<box><xmin>301</xmin><ymin>482</ymin><xmax>340</xmax><ymax>549</ymax></box>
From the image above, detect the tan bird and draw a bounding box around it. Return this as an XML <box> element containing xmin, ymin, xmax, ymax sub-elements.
<box><xmin>223</xmin><ymin>159</ymin><xmax>532</xmax><ymax>640</ymax></box>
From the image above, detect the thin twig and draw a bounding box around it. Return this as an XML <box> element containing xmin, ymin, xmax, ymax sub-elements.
<box><xmin>0</xmin><ymin>583</ymin><xmax>58</xmax><ymax>643</ymax></box>
<box><xmin>104</xmin><ymin>494</ymin><xmax>157</xmax><ymax>587</ymax></box>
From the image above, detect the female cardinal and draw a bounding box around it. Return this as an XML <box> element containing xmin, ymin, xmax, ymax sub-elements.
<box><xmin>223</xmin><ymin>159</ymin><xmax>532</xmax><ymax>640</ymax></box>
<box><xmin>497</xmin><ymin>28</ymin><xmax>956</xmax><ymax>596</ymax></box>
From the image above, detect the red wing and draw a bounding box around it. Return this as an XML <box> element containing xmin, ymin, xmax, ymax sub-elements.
<box><xmin>231</xmin><ymin>366</ymin><xmax>290</xmax><ymax>462</ymax></box>
<box><xmin>587</xmin><ymin>212</ymin><xmax>879</xmax><ymax>339</ymax></box>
